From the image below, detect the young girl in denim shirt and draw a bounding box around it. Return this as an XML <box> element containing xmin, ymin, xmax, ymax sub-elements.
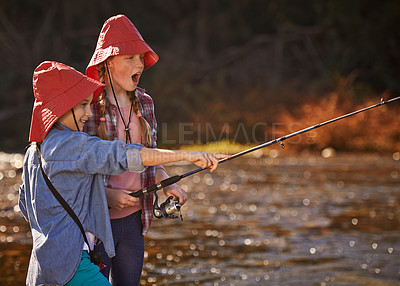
<box><xmin>19</xmin><ymin>61</ymin><xmax>226</xmax><ymax>285</ymax></box>
<box><xmin>84</xmin><ymin>14</ymin><xmax>194</xmax><ymax>285</ymax></box>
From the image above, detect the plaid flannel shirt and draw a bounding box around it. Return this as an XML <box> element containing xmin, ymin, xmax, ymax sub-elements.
<box><xmin>84</xmin><ymin>87</ymin><xmax>159</xmax><ymax>235</ymax></box>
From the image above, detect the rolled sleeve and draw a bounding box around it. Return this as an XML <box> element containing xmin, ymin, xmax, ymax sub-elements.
<box><xmin>126</xmin><ymin>146</ymin><xmax>146</xmax><ymax>173</ymax></box>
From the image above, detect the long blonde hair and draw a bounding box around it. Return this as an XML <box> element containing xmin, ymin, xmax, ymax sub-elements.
<box><xmin>96</xmin><ymin>61</ymin><xmax>152</xmax><ymax>146</ymax></box>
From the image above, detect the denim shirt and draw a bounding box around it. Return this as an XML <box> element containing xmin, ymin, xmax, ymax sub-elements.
<box><xmin>18</xmin><ymin>126</ymin><xmax>146</xmax><ymax>285</ymax></box>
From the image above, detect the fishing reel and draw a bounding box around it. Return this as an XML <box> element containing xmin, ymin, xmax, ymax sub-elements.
<box><xmin>153</xmin><ymin>193</ymin><xmax>183</xmax><ymax>221</ymax></box>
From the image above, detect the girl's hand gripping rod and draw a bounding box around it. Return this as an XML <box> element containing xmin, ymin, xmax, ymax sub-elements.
<box><xmin>129</xmin><ymin>96</ymin><xmax>400</xmax><ymax>198</ymax></box>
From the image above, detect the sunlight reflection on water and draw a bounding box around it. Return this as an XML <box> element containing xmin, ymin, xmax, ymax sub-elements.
<box><xmin>0</xmin><ymin>152</ymin><xmax>399</xmax><ymax>285</ymax></box>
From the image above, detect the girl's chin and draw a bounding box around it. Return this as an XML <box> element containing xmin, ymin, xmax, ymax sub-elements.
<box><xmin>123</xmin><ymin>86</ymin><xmax>137</xmax><ymax>92</ymax></box>
<box><xmin>130</xmin><ymin>81</ymin><xmax>139</xmax><ymax>90</ymax></box>
<box><xmin>78</xmin><ymin>123</ymin><xmax>85</xmax><ymax>131</ymax></box>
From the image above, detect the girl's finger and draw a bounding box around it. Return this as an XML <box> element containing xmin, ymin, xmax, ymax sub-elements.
<box><xmin>209</xmin><ymin>156</ymin><xmax>219</xmax><ymax>172</ymax></box>
<box><xmin>210</xmin><ymin>154</ymin><xmax>219</xmax><ymax>166</ymax></box>
<box><xmin>177</xmin><ymin>193</ymin><xmax>185</xmax><ymax>204</ymax></box>
<box><xmin>205</xmin><ymin>154</ymin><xmax>213</xmax><ymax>167</ymax></box>
<box><xmin>181</xmin><ymin>192</ymin><xmax>187</xmax><ymax>204</ymax></box>
<box><xmin>215</xmin><ymin>153</ymin><xmax>231</xmax><ymax>159</ymax></box>
<box><xmin>209</xmin><ymin>162</ymin><xmax>215</xmax><ymax>171</ymax></box>
<box><xmin>130</xmin><ymin>197</ymin><xmax>139</xmax><ymax>204</ymax></box>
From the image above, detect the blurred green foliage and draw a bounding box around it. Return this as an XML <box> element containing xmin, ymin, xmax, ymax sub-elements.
<box><xmin>0</xmin><ymin>0</ymin><xmax>399</xmax><ymax>152</ymax></box>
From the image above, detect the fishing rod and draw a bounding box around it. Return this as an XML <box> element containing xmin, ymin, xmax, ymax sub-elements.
<box><xmin>129</xmin><ymin>96</ymin><xmax>400</xmax><ymax>218</ymax></box>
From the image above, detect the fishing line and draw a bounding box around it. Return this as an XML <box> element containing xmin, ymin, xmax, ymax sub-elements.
<box><xmin>129</xmin><ymin>96</ymin><xmax>400</xmax><ymax>202</ymax></box>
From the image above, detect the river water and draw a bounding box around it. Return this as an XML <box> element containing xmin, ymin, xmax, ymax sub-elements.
<box><xmin>0</xmin><ymin>152</ymin><xmax>399</xmax><ymax>285</ymax></box>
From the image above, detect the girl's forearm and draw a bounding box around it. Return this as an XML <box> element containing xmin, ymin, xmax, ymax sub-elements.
<box><xmin>155</xmin><ymin>166</ymin><xmax>169</xmax><ymax>182</ymax></box>
<box><xmin>140</xmin><ymin>147</ymin><xmax>189</xmax><ymax>166</ymax></box>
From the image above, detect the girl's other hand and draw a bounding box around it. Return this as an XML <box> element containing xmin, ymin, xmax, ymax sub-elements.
<box><xmin>105</xmin><ymin>187</ymin><xmax>139</xmax><ymax>210</ymax></box>
<box><xmin>163</xmin><ymin>184</ymin><xmax>187</xmax><ymax>205</ymax></box>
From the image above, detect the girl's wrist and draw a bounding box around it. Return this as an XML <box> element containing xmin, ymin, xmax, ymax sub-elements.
<box><xmin>163</xmin><ymin>183</ymin><xmax>176</xmax><ymax>193</ymax></box>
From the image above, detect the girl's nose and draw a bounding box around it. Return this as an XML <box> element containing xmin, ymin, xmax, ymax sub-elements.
<box><xmin>86</xmin><ymin>105</ymin><xmax>93</xmax><ymax>117</ymax></box>
<box><xmin>136</xmin><ymin>59</ymin><xmax>144</xmax><ymax>69</ymax></box>
<box><xmin>135</xmin><ymin>54</ymin><xmax>145</xmax><ymax>69</ymax></box>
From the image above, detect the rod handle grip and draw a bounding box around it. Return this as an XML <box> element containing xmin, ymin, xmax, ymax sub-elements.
<box><xmin>159</xmin><ymin>175</ymin><xmax>182</xmax><ymax>188</ymax></box>
<box><xmin>129</xmin><ymin>175</ymin><xmax>182</xmax><ymax>197</ymax></box>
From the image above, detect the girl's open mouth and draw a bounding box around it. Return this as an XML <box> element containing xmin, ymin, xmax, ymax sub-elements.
<box><xmin>79</xmin><ymin>119</ymin><xmax>87</xmax><ymax>130</ymax></box>
<box><xmin>132</xmin><ymin>73</ymin><xmax>141</xmax><ymax>84</ymax></box>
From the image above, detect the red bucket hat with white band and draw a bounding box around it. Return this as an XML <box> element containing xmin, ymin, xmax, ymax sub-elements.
<box><xmin>29</xmin><ymin>61</ymin><xmax>105</xmax><ymax>142</ymax></box>
<box><xmin>86</xmin><ymin>14</ymin><xmax>159</xmax><ymax>98</ymax></box>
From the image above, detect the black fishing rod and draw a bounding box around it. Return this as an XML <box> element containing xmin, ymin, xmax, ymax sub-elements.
<box><xmin>129</xmin><ymin>96</ymin><xmax>400</xmax><ymax>200</ymax></box>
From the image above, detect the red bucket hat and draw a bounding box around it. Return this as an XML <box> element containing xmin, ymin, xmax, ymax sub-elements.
<box><xmin>86</xmin><ymin>14</ymin><xmax>159</xmax><ymax>97</ymax></box>
<box><xmin>29</xmin><ymin>61</ymin><xmax>105</xmax><ymax>142</ymax></box>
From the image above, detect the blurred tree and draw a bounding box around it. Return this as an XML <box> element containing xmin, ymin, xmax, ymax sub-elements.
<box><xmin>0</xmin><ymin>0</ymin><xmax>398</xmax><ymax>151</ymax></box>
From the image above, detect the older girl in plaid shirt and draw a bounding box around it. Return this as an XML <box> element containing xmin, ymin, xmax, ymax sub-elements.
<box><xmin>84</xmin><ymin>15</ymin><xmax>221</xmax><ymax>286</ymax></box>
